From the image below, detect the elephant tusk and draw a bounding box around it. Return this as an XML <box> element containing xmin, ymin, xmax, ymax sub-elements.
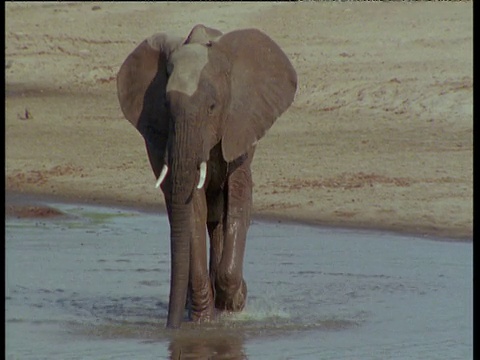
<box><xmin>155</xmin><ymin>165</ymin><xmax>168</xmax><ymax>188</ymax></box>
<box><xmin>196</xmin><ymin>162</ymin><xmax>207</xmax><ymax>189</ymax></box>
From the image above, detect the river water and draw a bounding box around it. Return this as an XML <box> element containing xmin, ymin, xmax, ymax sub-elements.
<box><xmin>5</xmin><ymin>201</ymin><xmax>472</xmax><ymax>359</ymax></box>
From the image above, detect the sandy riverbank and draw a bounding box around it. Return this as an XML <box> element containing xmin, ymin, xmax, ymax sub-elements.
<box><xmin>5</xmin><ymin>2</ymin><xmax>472</xmax><ymax>240</ymax></box>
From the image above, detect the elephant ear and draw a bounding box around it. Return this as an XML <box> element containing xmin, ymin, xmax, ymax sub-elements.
<box><xmin>116</xmin><ymin>33</ymin><xmax>183</xmax><ymax>160</ymax></box>
<box><xmin>218</xmin><ymin>29</ymin><xmax>297</xmax><ymax>162</ymax></box>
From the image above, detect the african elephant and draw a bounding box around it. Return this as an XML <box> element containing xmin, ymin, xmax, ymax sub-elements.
<box><xmin>116</xmin><ymin>24</ymin><xmax>297</xmax><ymax>328</ymax></box>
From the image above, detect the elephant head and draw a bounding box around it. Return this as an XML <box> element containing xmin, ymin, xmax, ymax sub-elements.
<box><xmin>117</xmin><ymin>24</ymin><xmax>297</xmax><ymax>328</ymax></box>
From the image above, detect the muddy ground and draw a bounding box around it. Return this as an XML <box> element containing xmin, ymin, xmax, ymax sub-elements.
<box><xmin>5</xmin><ymin>2</ymin><xmax>472</xmax><ymax>240</ymax></box>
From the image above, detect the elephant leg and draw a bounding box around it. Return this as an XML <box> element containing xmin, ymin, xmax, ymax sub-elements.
<box><xmin>189</xmin><ymin>189</ymin><xmax>214</xmax><ymax>322</ymax></box>
<box><xmin>215</xmin><ymin>153</ymin><xmax>253</xmax><ymax>312</ymax></box>
<box><xmin>206</xmin><ymin>185</ymin><xmax>226</xmax><ymax>305</ymax></box>
<box><xmin>207</xmin><ymin>220</ymin><xmax>223</xmax><ymax>301</ymax></box>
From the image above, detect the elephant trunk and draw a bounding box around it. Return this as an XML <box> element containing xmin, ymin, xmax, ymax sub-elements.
<box><xmin>166</xmin><ymin>118</ymin><xmax>200</xmax><ymax>329</ymax></box>
<box><xmin>166</xmin><ymin>201</ymin><xmax>193</xmax><ymax>328</ymax></box>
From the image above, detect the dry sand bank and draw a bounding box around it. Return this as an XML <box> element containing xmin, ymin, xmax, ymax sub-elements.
<box><xmin>5</xmin><ymin>2</ymin><xmax>472</xmax><ymax>240</ymax></box>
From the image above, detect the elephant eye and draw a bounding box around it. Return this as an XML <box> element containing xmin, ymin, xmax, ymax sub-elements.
<box><xmin>208</xmin><ymin>103</ymin><xmax>215</xmax><ymax>114</ymax></box>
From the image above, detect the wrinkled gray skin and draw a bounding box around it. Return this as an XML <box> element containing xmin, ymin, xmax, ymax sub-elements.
<box><xmin>117</xmin><ymin>24</ymin><xmax>297</xmax><ymax>328</ymax></box>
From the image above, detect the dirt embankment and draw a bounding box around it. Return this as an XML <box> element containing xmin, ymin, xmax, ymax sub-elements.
<box><xmin>5</xmin><ymin>2</ymin><xmax>472</xmax><ymax>240</ymax></box>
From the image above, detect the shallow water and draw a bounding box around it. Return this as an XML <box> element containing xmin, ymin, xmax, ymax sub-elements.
<box><xmin>6</xmin><ymin>202</ymin><xmax>472</xmax><ymax>359</ymax></box>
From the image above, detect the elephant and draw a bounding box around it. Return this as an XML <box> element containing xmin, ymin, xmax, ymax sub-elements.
<box><xmin>116</xmin><ymin>24</ymin><xmax>297</xmax><ymax>328</ymax></box>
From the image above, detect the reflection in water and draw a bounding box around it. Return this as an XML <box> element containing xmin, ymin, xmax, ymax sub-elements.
<box><xmin>70</xmin><ymin>318</ymin><xmax>248</xmax><ymax>359</ymax></box>
<box><xmin>169</xmin><ymin>330</ymin><xmax>246</xmax><ymax>360</ymax></box>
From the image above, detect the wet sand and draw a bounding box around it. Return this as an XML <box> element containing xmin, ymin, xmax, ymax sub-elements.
<box><xmin>5</xmin><ymin>2</ymin><xmax>472</xmax><ymax>240</ymax></box>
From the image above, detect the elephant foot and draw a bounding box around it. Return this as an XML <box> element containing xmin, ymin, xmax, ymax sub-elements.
<box><xmin>189</xmin><ymin>295</ymin><xmax>215</xmax><ymax>323</ymax></box>
<box><xmin>214</xmin><ymin>278</ymin><xmax>247</xmax><ymax>312</ymax></box>
<box><xmin>185</xmin><ymin>273</ymin><xmax>216</xmax><ymax>323</ymax></box>
<box><xmin>190</xmin><ymin>306</ymin><xmax>214</xmax><ymax>323</ymax></box>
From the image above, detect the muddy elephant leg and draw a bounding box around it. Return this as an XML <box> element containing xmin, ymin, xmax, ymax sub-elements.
<box><xmin>207</xmin><ymin>220</ymin><xmax>224</xmax><ymax>302</ymax></box>
<box><xmin>189</xmin><ymin>189</ymin><xmax>214</xmax><ymax>322</ymax></box>
<box><xmin>215</xmin><ymin>154</ymin><xmax>253</xmax><ymax>311</ymax></box>
<box><xmin>205</xmin><ymin>168</ymin><xmax>226</xmax><ymax>309</ymax></box>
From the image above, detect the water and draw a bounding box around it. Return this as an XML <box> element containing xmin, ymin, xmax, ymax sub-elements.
<box><xmin>5</xmin><ymin>202</ymin><xmax>472</xmax><ymax>359</ymax></box>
